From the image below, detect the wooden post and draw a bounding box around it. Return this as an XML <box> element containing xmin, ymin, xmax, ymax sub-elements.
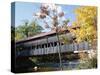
<box><xmin>52</xmin><ymin>42</ymin><xmax>54</xmax><ymax>53</ymax></box>
<box><xmin>46</xmin><ymin>36</ymin><xmax>48</xmax><ymax>55</ymax></box>
<box><xmin>40</xmin><ymin>44</ymin><xmax>42</xmax><ymax>55</ymax></box>
<box><xmin>50</xmin><ymin>42</ymin><xmax>52</xmax><ymax>53</ymax></box>
<box><xmin>43</xmin><ymin>44</ymin><xmax>45</xmax><ymax>55</ymax></box>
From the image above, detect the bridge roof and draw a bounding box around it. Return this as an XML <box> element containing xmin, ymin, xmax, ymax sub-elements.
<box><xmin>16</xmin><ymin>26</ymin><xmax>79</xmax><ymax>44</ymax></box>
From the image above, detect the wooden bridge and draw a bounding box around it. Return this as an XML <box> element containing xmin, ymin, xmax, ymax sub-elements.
<box><xmin>16</xmin><ymin>29</ymin><xmax>90</xmax><ymax>57</ymax></box>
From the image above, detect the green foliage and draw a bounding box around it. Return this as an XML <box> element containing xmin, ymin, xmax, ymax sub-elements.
<box><xmin>15</xmin><ymin>20</ymin><xmax>43</xmax><ymax>41</ymax></box>
<box><xmin>63</xmin><ymin>19</ymin><xmax>70</xmax><ymax>27</ymax></box>
<box><xmin>77</xmin><ymin>51</ymin><xmax>97</xmax><ymax>69</ymax></box>
<box><xmin>77</xmin><ymin>56</ymin><xmax>97</xmax><ymax>69</ymax></box>
<box><xmin>60</xmin><ymin>35</ymin><xmax>70</xmax><ymax>44</ymax></box>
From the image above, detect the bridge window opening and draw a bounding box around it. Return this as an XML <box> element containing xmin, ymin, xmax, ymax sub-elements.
<box><xmin>48</xmin><ymin>43</ymin><xmax>50</xmax><ymax>47</ymax></box>
<box><xmin>41</xmin><ymin>44</ymin><xmax>44</xmax><ymax>48</ymax></box>
<box><xmin>54</xmin><ymin>42</ymin><xmax>57</xmax><ymax>46</ymax></box>
<box><xmin>45</xmin><ymin>44</ymin><xmax>47</xmax><ymax>48</ymax></box>
<box><xmin>61</xmin><ymin>42</ymin><xmax>64</xmax><ymax>45</ymax></box>
<box><xmin>50</xmin><ymin>42</ymin><xmax>54</xmax><ymax>47</ymax></box>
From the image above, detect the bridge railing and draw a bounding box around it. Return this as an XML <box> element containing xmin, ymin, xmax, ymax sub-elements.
<box><xmin>16</xmin><ymin>41</ymin><xmax>89</xmax><ymax>56</ymax></box>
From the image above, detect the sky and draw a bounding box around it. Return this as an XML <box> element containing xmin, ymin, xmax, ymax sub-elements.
<box><xmin>14</xmin><ymin>2</ymin><xmax>80</xmax><ymax>32</ymax></box>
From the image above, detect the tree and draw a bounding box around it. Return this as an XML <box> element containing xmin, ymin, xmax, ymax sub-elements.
<box><xmin>69</xmin><ymin>6</ymin><xmax>97</xmax><ymax>69</ymax></box>
<box><xmin>70</xmin><ymin>6</ymin><xmax>97</xmax><ymax>49</ymax></box>
<box><xmin>77</xmin><ymin>51</ymin><xmax>97</xmax><ymax>69</ymax></box>
<box><xmin>34</xmin><ymin>3</ymin><xmax>69</xmax><ymax>70</ymax></box>
<box><xmin>15</xmin><ymin>20</ymin><xmax>43</xmax><ymax>41</ymax></box>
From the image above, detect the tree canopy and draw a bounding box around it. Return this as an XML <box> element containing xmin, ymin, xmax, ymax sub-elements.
<box><xmin>71</xmin><ymin>6</ymin><xmax>97</xmax><ymax>43</ymax></box>
<box><xmin>15</xmin><ymin>20</ymin><xmax>43</xmax><ymax>41</ymax></box>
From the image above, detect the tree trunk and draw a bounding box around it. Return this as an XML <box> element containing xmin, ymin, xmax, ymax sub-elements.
<box><xmin>56</xmin><ymin>29</ymin><xmax>63</xmax><ymax>70</ymax></box>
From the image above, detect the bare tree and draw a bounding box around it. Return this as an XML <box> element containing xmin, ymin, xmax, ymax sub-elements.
<box><xmin>33</xmin><ymin>3</ymin><xmax>69</xmax><ymax>70</ymax></box>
